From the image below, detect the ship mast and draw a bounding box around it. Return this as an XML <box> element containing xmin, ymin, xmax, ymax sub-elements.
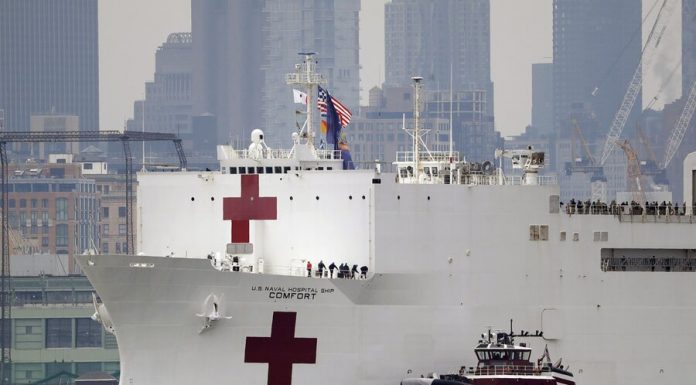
<box><xmin>412</xmin><ymin>76</ymin><xmax>423</xmax><ymax>182</ymax></box>
<box><xmin>286</xmin><ymin>53</ymin><xmax>326</xmax><ymax>147</ymax></box>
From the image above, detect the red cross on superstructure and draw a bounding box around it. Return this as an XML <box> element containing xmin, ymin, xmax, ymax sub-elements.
<box><xmin>223</xmin><ymin>174</ymin><xmax>277</xmax><ymax>243</ymax></box>
<box><xmin>244</xmin><ymin>312</ymin><xmax>317</xmax><ymax>385</ymax></box>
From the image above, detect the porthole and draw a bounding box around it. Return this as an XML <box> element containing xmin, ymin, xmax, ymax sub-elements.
<box><xmin>349</xmin><ymin>195</ymin><xmax>353</xmax><ymax>200</ymax></box>
<box><xmin>210</xmin><ymin>197</ymin><xmax>215</xmax><ymax>201</ymax></box>
<box><xmin>397</xmin><ymin>195</ymin><xmax>401</xmax><ymax>200</ymax></box>
<box><xmin>190</xmin><ymin>197</ymin><xmax>195</xmax><ymax>201</ymax></box>
<box><xmin>290</xmin><ymin>196</ymin><xmax>294</xmax><ymax>201</ymax></box>
<box><xmin>316</xmin><ymin>196</ymin><xmax>320</xmax><ymax>200</ymax></box>
<box><xmin>362</xmin><ymin>195</ymin><xmax>365</xmax><ymax>200</ymax></box>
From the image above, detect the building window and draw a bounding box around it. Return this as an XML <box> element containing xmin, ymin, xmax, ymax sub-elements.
<box><xmin>118</xmin><ymin>224</ymin><xmax>126</xmax><ymax>236</ymax></box>
<box><xmin>102</xmin><ymin>224</ymin><xmax>109</xmax><ymax>236</ymax></box>
<box><xmin>46</xmin><ymin>318</ymin><xmax>72</xmax><ymax>348</ymax></box>
<box><xmin>75</xmin><ymin>318</ymin><xmax>102</xmax><ymax>348</ymax></box>
<box><xmin>102</xmin><ymin>243</ymin><xmax>109</xmax><ymax>253</ymax></box>
<box><xmin>56</xmin><ymin>198</ymin><xmax>68</xmax><ymax>221</ymax></box>
<box><xmin>55</xmin><ymin>224</ymin><xmax>68</xmax><ymax>247</ymax></box>
<box><xmin>9</xmin><ymin>199</ymin><xmax>15</xmax><ymax>208</ymax></box>
<box><xmin>42</xmin><ymin>198</ymin><xmax>48</xmax><ymax>208</ymax></box>
<box><xmin>118</xmin><ymin>207</ymin><xmax>126</xmax><ymax>218</ymax></box>
<box><xmin>102</xmin><ymin>207</ymin><xmax>109</xmax><ymax>218</ymax></box>
<box><xmin>20</xmin><ymin>199</ymin><xmax>27</xmax><ymax>208</ymax></box>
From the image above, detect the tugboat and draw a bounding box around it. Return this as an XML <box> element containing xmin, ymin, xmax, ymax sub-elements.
<box><xmin>401</xmin><ymin>324</ymin><xmax>575</xmax><ymax>385</ymax></box>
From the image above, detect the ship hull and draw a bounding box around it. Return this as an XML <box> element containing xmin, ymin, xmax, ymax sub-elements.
<box><xmin>78</xmin><ymin>252</ymin><xmax>696</xmax><ymax>385</ymax></box>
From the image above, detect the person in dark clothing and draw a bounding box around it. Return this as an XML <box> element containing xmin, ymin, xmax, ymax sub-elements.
<box><xmin>318</xmin><ymin>260</ymin><xmax>326</xmax><ymax>277</ymax></box>
<box><xmin>329</xmin><ymin>262</ymin><xmax>337</xmax><ymax>278</ymax></box>
<box><xmin>360</xmin><ymin>265</ymin><xmax>368</xmax><ymax>279</ymax></box>
<box><xmin>351</xmin><ymin>264</ymin><xmax>359</xmax><ymax>279</ymax></box>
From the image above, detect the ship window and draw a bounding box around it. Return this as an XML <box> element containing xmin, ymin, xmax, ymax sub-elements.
<box><xmin>594</xmin><ymin>232</ymin><xmax>600</xmax><ymax>241</ymax></box>
<box><xmin>318</xmin><ymin>167</ymin><xmax>324</xmax><ymax>171</ymax></box>
<box><xmin>230</xmin><ymin>167</ymin><xmax>238</xmax><ymax>174</ymax></box>
<box><xmin>573</xmin><ymin>232</ymin><xmax>580</xmax><ymax>241</ymax></box>
<box><xmin>432</xmin><ymin>168</ymin><xmax>438</xmax><ymax>176</ymax></box>
<box><xmin>257</xmin><ymin>167</ymin><xmax>264</xmax><ymax>174</ymax></box>
<box><xmin>238</xmin><ymin>167</ymin><xmax>246</xmax><ymax>174</ymax></box>
<box><xmin>529</xmin><ymin>225</ymin><xmax>539</xmax><ymax>241</ymax></box>
<box><xmin>275</xmin><ymin>167</ymin><xmax>282</xmax><ymax>174</ymax></box>
<box><xmin>560</xmin><ymin>231</ymin><xmax>566</xmax><ymax>241</ymax></box>
<box><xmin>327</xmin><ymin>167</ymin><xmax>333</xmax><ymax>170</ymax></box>
<box><xmin>266</xmin><ymin>167</ymin><xmax>273</xmax><ymax>174</ymax></box>
<box><xmin>248</xmin><ymin>168</ymin><xmax>256</xmax><ymax>174</ymax></box>
<box><xmin>522</xmin><ymin>351</ymin><xmax>531</xmax><ymax>360</ymax></box>
<box><xmin>284</xmin><ymin>167</ymin><xmax>291</xmax><ymax>173</ymax></box>
<box><xmin>539</xmin><ymin>225</ymin><xmax>549</xmax><ymax>240</ymax></box>
<box><xmin>400</xmin><ymin>168</ymin><xmax>408</xmax><ymax>178</ymax></box>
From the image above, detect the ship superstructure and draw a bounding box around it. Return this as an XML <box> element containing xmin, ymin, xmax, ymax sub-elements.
<box><xmin>78</xmin><ymin>55</ymin><xmax>696</xmax><ymax>385</ymax></box>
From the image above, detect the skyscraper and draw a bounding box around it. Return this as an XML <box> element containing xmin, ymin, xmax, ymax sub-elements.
<box><xmin>384</xmin><ymin>0</ymin><xmax>493</xmax><ymax>110</ymax></box>
<box><xmin>0</xmin><ymin>0</ymin><xmax>99</xmax><ymax>136</ymax></box>
<box><xmin>384</xmin><ymin>0</ymin><xmax>496</xmax><ymax>161</ymax></box>
<box><xmin>192</xmin><ymin>0</ymin><xmax>360</xmax><ymax>148</ymax></box>
<box><xmin>127</xmin><ymin>33</ymin><xmax>194</xmax><ymax>159</ymax></box>
<box><xmin>532</xmin><ymin>63</ymin><xmax>554</xmax><ymax>136</ymax></box>
<box><xmin>552</xmin><ymin>0</ymin><xmax>642</xmax><ymax>140</ymax></box>
<box><xmin>683</xmin><ymin>0</ymin><xmax>696</xmax><ymax>97</ymax></box>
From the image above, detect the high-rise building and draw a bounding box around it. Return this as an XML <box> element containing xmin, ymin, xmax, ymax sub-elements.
<box><xmin>552</xmin><ymin>0</ymin><xmax>642</xmax><ymax>141</ymax></box>
<box><xmin>532</xmin><ymin>63</ymin><xmax>554</xmax><ymax>136</ymax></box>
<box><xmin>0</xmin><ymin>0</ymin><xmax>99</xmax><ymax>137</ymax></box>
<box><xmin>191</xmin><ymin>0</ymin><xmax>360</xmax><ymax>148</ymax></box>
<box><xmin>127</xmin><ymin>33</ymin><xmax>195</xmax><ymax>160</ymax></box>
<box><xmin>384</xmin><ymin>0</ymin><xmax>493</xmax><ymax>112</ymax></box>
<box><xmin>683</xmin><ymin>0</ymin><xmax>696</xmax><ymax>95</ymax></box>
<box><xmin>384</xmin><ymin>0</ymin><xmax>496</xmax><ymax>161</ymax></box>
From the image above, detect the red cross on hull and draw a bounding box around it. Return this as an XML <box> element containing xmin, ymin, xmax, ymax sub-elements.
<box><xmin>223</xmin><ymin>174</ymin><xmax>277</xmax><ymax>243</ymax></box>
<box><xmin>245</xmin><ymin>312</ymin><xmax>317</xmax><ymax>385</ymax></box>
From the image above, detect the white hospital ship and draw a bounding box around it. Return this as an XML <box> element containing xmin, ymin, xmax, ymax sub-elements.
<box><xmin>79</xmin><ymin>55</ymin><xmax>696</xmax><ymax>385</ymax></box>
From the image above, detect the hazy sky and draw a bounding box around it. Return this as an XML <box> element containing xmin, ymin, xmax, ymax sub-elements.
<box><xmin>99</xmin><ymin>0</ymin><xmax>681</xmax><ymax>137</ymax></box>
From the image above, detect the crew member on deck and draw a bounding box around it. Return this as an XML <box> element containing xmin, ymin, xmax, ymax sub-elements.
<box><xmin>318</xmin><ymin>260</ymin><xmax>326</xmax><ymax>278</ymax></box>
<box><xmin>360</xmin><ymin>265</ymin><xmax>368</xmax><ymax>279</ymax></box>
<box><xmin>329</xmin><ymin>262</ymin><xmax>337</xmax><ymax>278</ymax></box>
<box><xmin>306</xmin><ymin>261</ymin><xmax>312</xmax><ymax>277</ymax></box>
<box><xmin>351</xmin><ymin>264</ymin><xmax>359</xmax><ymax>279</ymax></box>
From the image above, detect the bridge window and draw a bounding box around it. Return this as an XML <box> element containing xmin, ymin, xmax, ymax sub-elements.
<box><xmin>238</xmin><ymin>167</ymin><xmax>246</xmax><ymax>174</ymax></box>
<box><xmin>257</xmin><ymin>167</ymin><xmax>264</xmax><ymax>174</ymax></box>
<box><xmin>275</xmin><ymin>167</ymin><xmax>282</xmax><ymax>174</ymax></box>
<box><xmin>229</xmin><ymin>167</ymin><xmax>237</xmax><ymax>174</ymax></box>
<box><xmin>284</xmin><ymin>167</ymin><xmax>291</xmax><ymax>173</ymax></box>
<box><xmin>265</xmin><ymin>167</ymin><xmax>273</xmax><ymax>174</ymax></box>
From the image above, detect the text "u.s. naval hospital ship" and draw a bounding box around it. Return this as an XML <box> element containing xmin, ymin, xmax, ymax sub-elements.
<box><xmin>79</xmin><ymin>54</ymin><xmax>696</xmax><ymax>385</ymax></box>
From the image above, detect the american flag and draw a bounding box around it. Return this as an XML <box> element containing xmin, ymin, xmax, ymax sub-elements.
<box><xmin>317</xmin><ymin>86</ymin><xmax>352</xmax><ymax>127</ymax></box>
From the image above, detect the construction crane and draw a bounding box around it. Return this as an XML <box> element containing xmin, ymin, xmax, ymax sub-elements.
<box><xmin>660</xmin><ymin>80</ymin><xmax>696</xmax><ymax>169</ymax></box>
<box><xmin>615</xmin><ymin>139</ymin><xmax>647</xmax><ymax>205</ymax></box>
<box><xmin>571</xmin><ymin>119</ymin><xmax>598</xmax><ymax>167</ymax></box>
<box><xmin>599</xmin><ymin>0</ymin><xmax>675</xmax><ymax>166</ymax></box>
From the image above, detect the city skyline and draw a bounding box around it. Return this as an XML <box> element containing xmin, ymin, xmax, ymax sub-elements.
<box><xmin>98</xmin><ymin>0</ymin><xmax>681</xmax><ymax>138</ymax></box>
